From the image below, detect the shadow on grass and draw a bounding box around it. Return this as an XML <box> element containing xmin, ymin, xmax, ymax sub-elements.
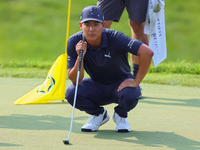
<box><xmin>0</xmin><ymin>114</ymin><xmax>84</xmax><ymax>147</ymax></box>
<box><xmin>0</xmin><ymin>143</ymin><xmax>22</xmax><ymax>147</ymax></box>
<box><xmin>93</xmin><ymin>130</ymin><xmax>200</xmax><ymax>150</ymax></box>
<box><xmin>0</xmin><ymin>114</ymin><xmax>86</xmax><ymax>130</ymax></box>
<box><xmin>1</xmin><ymin>114</ymin><xmax>200</xmax><ymax>149</ymax></box>
<box><xmin>140</xmin><ymin>97</ymin><xmax>200</xmax><ymax>108</ymax></box>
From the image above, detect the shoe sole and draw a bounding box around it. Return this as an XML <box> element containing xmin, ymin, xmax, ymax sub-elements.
<box><xmin>81</xmin><ymin>116</ymin><xmax>110</xmax><ymax>132</ymax></box>
<box><xmin>116</xmin><ymin>129</ymin><xmax>130</xmax><ymax>133</ymax></box>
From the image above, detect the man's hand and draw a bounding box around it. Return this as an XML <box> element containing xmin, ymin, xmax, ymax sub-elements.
<box><xmin>76</xmin><ymin>40</ymin><xmax>87</xmax><ymax>57</ymax></box>
<box><xmin>117</xmin><ymin>78</ymin><xmax>139</xmax><ymax>92</ymax></box>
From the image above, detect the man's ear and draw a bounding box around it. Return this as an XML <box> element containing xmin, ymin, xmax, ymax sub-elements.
<box><xmin>79</xmin><ymin>22</ymin><xmax>82</xmax><ymax>30</ymax></box>
<box><xmin>102</xmin><ymin>21</ymin><xmax>105</xmax><ymax>28</ymax></box>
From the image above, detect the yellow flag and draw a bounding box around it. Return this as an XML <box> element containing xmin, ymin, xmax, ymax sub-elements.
<box><xmin>14</xmin><ymin>54</ymin><xmax>67</xmax><ymax>104</ymax></box>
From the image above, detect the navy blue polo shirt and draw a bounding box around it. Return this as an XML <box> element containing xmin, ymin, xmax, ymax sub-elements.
<box><xmin>67</xmin><ymin>29</ymin><xmax>143</xmax><ymax>85</ymax></box>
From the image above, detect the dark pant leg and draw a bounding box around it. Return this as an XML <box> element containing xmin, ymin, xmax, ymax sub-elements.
<box><xmin>65</xmin><ymin>78</ymin><xmax>108</xmax><ymax>116</ymax></box>
<box><xmin>110</xmin><ymin>82</ymin><xmax>140</xmax><ymax>118</ymax></box>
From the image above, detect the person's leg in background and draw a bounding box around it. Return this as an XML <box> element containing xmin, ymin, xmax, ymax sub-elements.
<box><xmin>130</xmin><ymin>21</ymin><xmax>149</xmax><ymax>78</ymax></box>
<box><xmin>127</xmin><ymin>0</ymin><xmax>149</xmax><ymax>98</ymax></box>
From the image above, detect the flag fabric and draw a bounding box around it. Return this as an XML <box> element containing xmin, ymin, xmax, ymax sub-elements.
<box><xmin>144</xmin><ymin>0</ymin><xmax>167</xmax><ymax>67</ymax></box>
<box><xmin>14</xmin><ymin>54</ymin><xmax>67</xmax><ymax>104</ymax></box>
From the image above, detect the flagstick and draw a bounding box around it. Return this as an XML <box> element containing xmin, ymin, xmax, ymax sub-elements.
<box><xmin>62</xmin><ymin>0</ymin><xmax>71</xmax><ymax>102</ymax></box>
<box><xmin>65</xmin><ymin>0</ymin><xmax>71</xmax><ymax>54</ymax></box>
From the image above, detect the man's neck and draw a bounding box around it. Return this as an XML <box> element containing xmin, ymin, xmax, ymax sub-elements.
<box><xmin>87</xmin><ymin>39</ymin><xmax>101</xmax><ymax>50</ymax></box>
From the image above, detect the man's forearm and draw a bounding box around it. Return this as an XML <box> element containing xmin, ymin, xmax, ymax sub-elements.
<box><xmin>68</xmin><ymin>56</ymin><xmax>84</xmax><ymax>85</ymax></box>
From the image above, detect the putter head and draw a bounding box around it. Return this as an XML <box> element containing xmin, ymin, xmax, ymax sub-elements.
<box><xmin>63</xmin><ymin>139</ymin><xmax>70</xmax><ymax>145</ymax></box>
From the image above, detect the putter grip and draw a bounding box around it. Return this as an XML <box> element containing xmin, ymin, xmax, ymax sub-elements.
<box><xmin>78</xmin><ymin>50</ymin><xmax>83</xmax><ymax>71</ymax></box>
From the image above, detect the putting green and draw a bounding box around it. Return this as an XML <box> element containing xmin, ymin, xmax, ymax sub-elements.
<box><xmin>0</xmin><ymin>77</ymin><xmax>200</xmax><ymax>150</ymax></box>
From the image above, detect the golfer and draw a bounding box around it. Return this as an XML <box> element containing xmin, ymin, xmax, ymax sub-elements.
<box><xmin>65</xmin><ymin>6</ymin><xmax>153</xmax><ymax>132</ymax></box>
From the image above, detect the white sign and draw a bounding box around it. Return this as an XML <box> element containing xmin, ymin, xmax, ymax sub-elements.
<box><xmin>144</xmin><ymin>0</ymin><xmax>167</xmax><ymax>67</ymax></box>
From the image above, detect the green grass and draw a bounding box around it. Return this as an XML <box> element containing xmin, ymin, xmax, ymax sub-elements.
<box><xmin>148</xmin><ymin>61</ymin><xmax>200</xmax><ymax>75</ymax></box>
<box><xmin>0</xmin><ymin>0</ymin><xmax>97</xmax><ymax>61</ymax></box>
<box><xmin>143</xmin><ymin>73</ymin><xmax>200</xmax><ymax>87</ymax></box>
<box><xmin>0</xmin><ymin>1</ymin><xmax>200</xmax><ymax>147</ymax></box>
<box><xmin>1</xmin><ymin>60</ymin><xmax>200</xmax><ymax>87</ymax></box>
<box><xmin>0</xmin><ymin>0</ymin><xmax>200</xmax><ymax>87</ymax></box>
<box><xmin>0</xmin><ymin>0</ymin><xmax>200</xmax><ymax>62</ymax></box>
<box><xmin>164</xmin><ymin>0</ymin><xmax>200</xmax><ymax>62</ymax></box>
<box><xmin>1</xmin><ymin>77</ymin><xmax>200</xmax><ymax>149</ymax></box>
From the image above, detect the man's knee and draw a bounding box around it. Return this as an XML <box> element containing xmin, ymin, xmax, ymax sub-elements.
<box><xmin>129</xmin><ymin>20</ymin><xmax>149</xmax><ymax>45</ymax></box>
<box><xmin>126</xmin><ymin>92</ymin><xmax>139</xmax><ymax>108</ymax></box>
<box><xmin>129</xmin><ymin>20</ymin><xmax>145</xmax><ymax>36</ymax></box>
<box><xmin>121</xmin><ymin>87</ymin><xmax>140</xmax><ymax>108</ymax></box>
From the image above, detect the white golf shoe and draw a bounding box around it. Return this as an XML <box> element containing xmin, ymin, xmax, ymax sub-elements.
<box><xmin>113</xmin><ymin>112</ymin><xmax>130</xmax><ymax>132</ymax></box>
<box><xmin>81</xmin><ymin>108</ymin><xmax>110</xmax><ymax>132</ymax></box>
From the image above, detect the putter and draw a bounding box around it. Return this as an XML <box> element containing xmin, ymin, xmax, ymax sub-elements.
<box><xmin>63</xmin><ymin>50</ymin><xmax>83</xmax><ymax>145</ymax></box>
